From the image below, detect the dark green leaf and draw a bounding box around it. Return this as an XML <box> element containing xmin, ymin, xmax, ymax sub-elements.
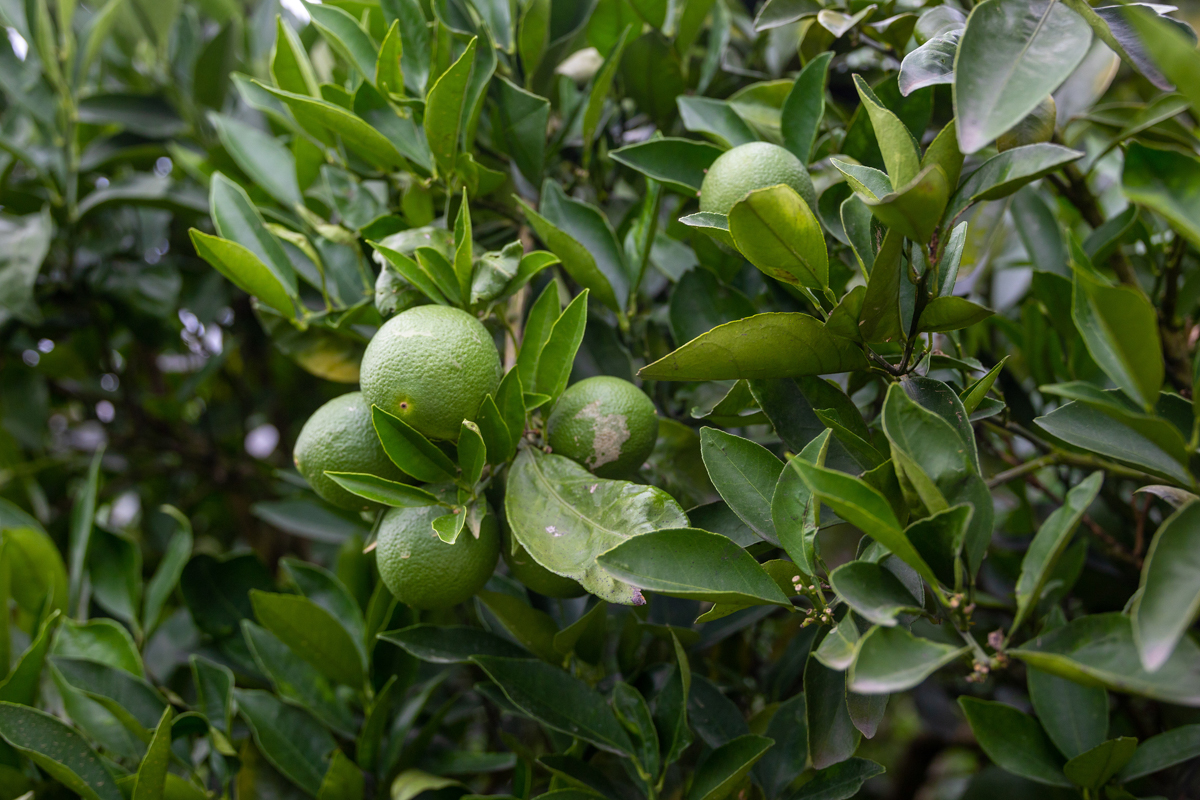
<box><xmin>700</xmin><ymin>428</ymin><xmax>784</xmax><ymax>543</ymax></box>
<box><xmin>250</xmin><ymin>590</ymin><xmax>365</xmax><ymax>687</ymax></box>
<box><xmin>1072</xmin><ymin>268</ymin><xmax>1163</xmax><ymax>410</ymax></box>
<box><xmin>0</xmin><ymin>702</ymin><xmax>122</xmax><ymax>800</ymax></box>
<box><xmin>380</xmin><ymin>624</ymin><xmax>528</xmax><ymax>663</ymax></box>
<box><xmin>789</xmin><ymin>758</ymin><xmax>886</xmax><ymax>800</ymax></box>
<box><xmin>687</xmin><ymin>734</ymin><xmax>774</xmax><ymax>800</ymax></box>
<box><xmin>610</xmin><ymin>138</ymin><xmax>724</xmax><ymax>195</ymax></box>
<box><xmin>372</xmin><ymin>405</ymin><xmax>459</xmax><ymax>483</ymax></box>
<box><xmin>806</xmin><ymin>657</ymin><xmax>860</xmax><ymax>769</ymax></box>
<box><xmin>783</xmin><ymin>52</ymin><xmax>832</xmax><ymax>163</ymax></box>
<box><xmin>959</xmin><ymin>697</ymin><xmax>1070</xmax><ymax>786</ymax></box>
<box><xmin>1122</xmin><ymin>142</ymin><xmax>1200</xmax><ymax>249</ymax></box>
<box><xmin>1118</xmin><ymin>723</ymin><xmax>1200</xmax><ymax>781</ymax></box>
<box><xmin>236</xmin><ymin>689</ymin><xmax>335</xmax><ymax>796</ymax></box>
<box><xmin>1062</xmin><ymin>737</ymin><xmax>1137</xmax><ymax>791</ymax></box>
<box><xmin>325</xmin><ymin>472</ymin><xmax>441</xmax><ymax>508</ymax></box>
<box><xmin>848</xmin><ymin>625</ymin><xmax>966</xmax><ymax>693</ymax></box>
<box><xmin>829</xmin><ymin>561</ymin><xmax>922</xmax><ymax>626</ymax></box>
<box><xmin>1028</xmin><ymin>666</ymin><xmax>1108</xmax><ymax>760</ymax></box>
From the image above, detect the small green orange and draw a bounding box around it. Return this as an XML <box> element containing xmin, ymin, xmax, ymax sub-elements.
<box><xmin>546</xmin><ymin>376</ymin><xmax>659</xmax><ymax>479</ymax></box>
<box><xmin>293</xmin><ymin>391</ymin><xmax>409</xmax><ymax>511</ymax></box>
<box><xmin>360</xmin><ymin>305</ymin><xmax>503</xmax><ymax>441</ymax></box>
<box><xmin>699</xmin><ymin>142</ymin><xmax>817</xmax><ymax>215</ymax></box>
<box><xmin>997</xmin><ymin>95</ymin><xmax>1057</xmax><ymax>152</ymax></box>
<box><xmin>500</xmin><ymin>525</ymin><xmax>585</xmax><ymax>598</ymax></box>
<box><xmin>375</xmin><ymin>489</ymin><xmax>500</xmax><ymax>610</ymax></box>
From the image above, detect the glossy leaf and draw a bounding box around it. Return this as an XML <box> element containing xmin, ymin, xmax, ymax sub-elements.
<box><xmin>609</xmin><ymin>138</ymin><xmax>724</xmax><ymax>195</ymax></box>
<box><xmin>597</xmin><ymin>527</ymin><xmax>791</xmax><ymax>606</ymax></box>
<box><xmin>959</xmin><ymin>697</ymin><xmax>1071</xmax><ymax>786</ymax></box>
<box><xmin>505</xmin><ymin>449</ymin><xmax>688</xmax><ymax>605</ymax></box>
<box><xmin>729</xmin><ymin>185</ymin><xmax>828</xmax><ymax>290</ymax></box>
<box><xmin>1132</xmin><ymin>500</ymin><xmax>1200</xmax><ymax>672</ymax></box>
<box><xmin>1072</xmin><ymin>268</ymin><xmax>1163</xmax><ymax>410</ymax></box>
<box><xmin>944</xmin><ymin>144</ymin><xmax>1085</xmax><ymax>223</ymax></box>
<box><xmin>1122</xmin><ymin>142</ymin><xmax>1200</xmax><ymax>249</ymax></box>
<box><xmin>533</xmin><ymin>289</ymin><xmax>588</xmax><ymax>403</ymax></box>
<box><xmin>132</xmin><ymin>707</ymin><xmax>172</xmax><ymax>800</ymax></box>
<box><xmin>677</xmin><ymin>96</ymin><xmax>758</xmax><ymax>149</ymax></box>
<box><xmin>236</xmin><ymin>689</ymin><xmax>335</xmax><ymax>796</ymax></box>
<box><xmin>899</xmin><ymin>29</ymin><xmax>961</xmax><ymax>96</ymax></box>
<box><xmin>849</xmin><ymin>625</ymin><xmax>966</xmax><ymax>693</ymax></box>
<box><xmin>953</xmin><ymin>0</ymin><xmax>1091</xmax><ymax>153</ymax></box>
<box><xmin>425</xmin><ymin>38</ymin><xmax>477</xmax><ymax>178</ymax></box>
<box><xmin>519</xmin><ymin>187</ymin><xmax>623</xmax><ymax>313</ymax></box>
<box><xmin>853</xmin><ymin>74</ymin><xmax>920</xmax><ymax>186</ymax></box>
<box><xmin>1010</xmin><ymin>613</ymin><xmax>1200</xmax><ymax>706</ymax></box>
<box><xmin>0</xmin><ymin>702</ymin><xmax>122</xmax><ymax>800</ymax></box>
<box><xmin>325</xmin><ymin>472</ymin><xmax>441</xmax><ymax>508</ymax></box>
<box><xmin>257</xmin><ymin>83</ymin><xmax>406</xmax><ymax>169</ymax></box>
<box><xmin>380</xmin><ymin>624</ymin><xmax>528</xmax><ymax>663</ymax></box>
<box><xmin>861</xmin><ymin>165</ymin><xmax>949</xmax><ymax>244</ymax></box>
<box><xmin>1012</xmin><ymin>472</ymin><xmax>1103</xmax><ymax>632</ymax></box>
<box><xmin>250</xmin><ymin>590</ymin><xmax>365</xmax><ymax>687</ymax></box>
<box><xmin>701</xmin><ymin>428</ymin><xmax>784</xmax><ymax>543</ymax></box>
<box><xmin>1028</xmin><ymin>665</ymin><xmax>1109</xmax><ymax>760</ymax></box>
<box><xmin>782</xmin><ymin>52</ymin><xmax>832</xmax><ymax>163</ymax></box>
<box><xmin>372</xmin><ymin>406</ymin><xmax>459</xmax><ymax>484</ymax></box>
<box><xmin>829</xmin><ymin>561</ymin><xmax>922</xmax><ymax>626</ymax></box>
<box><xmin>639</xmin><ymin>314</ymin><xmax>868</xmax><ymax>381</ymax></box>
<box><xmin>687</xmin><ymin>734</ymin><xmax>774</xmax><ymax>800</ymax></box>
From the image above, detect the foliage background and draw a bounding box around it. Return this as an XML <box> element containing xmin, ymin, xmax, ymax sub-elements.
<box><xmin>1</xmin><ymin>0</ymin><xmax>1200</xmax><ymax>798</ymax></box>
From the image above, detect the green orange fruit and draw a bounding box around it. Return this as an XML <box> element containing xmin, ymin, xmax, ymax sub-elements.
<box><xmin>360</xmin><ymin>305</ymin><xmax>503</xmax><ymax>441</ymax></box>
<box><xmin>375</xmin><ymin>490</ymin><xmax>500</xmax><ymax>610</ymax></box>
<box><xmin>293</xmin><ymin>391</ymin><xmax>409</xmax><ymax>511</ymax></box>
<box><xmin>699</xmin><ymin>142</ymin><xmax>817</xmax><ymax>215</ymax></box>
<box><xmin>546</xmin><ymin>376</ymin><xmax>659</xmax><ymax>479</ymax></box>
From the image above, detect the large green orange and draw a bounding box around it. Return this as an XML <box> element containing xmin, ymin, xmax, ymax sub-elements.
<box><xmin>375</xmin><ymin>490</ymin><xmax>500</xmax><ymax>610</ymax></box>
<box><xmin>293</xmin><ymin>391</ymin><xmax>409</xmax><ymax>510</ymax></box>
<box><xmin>546</xmin><ymin>376</ymin><xmax>659</xmax><ymax>479</ymax></box>
<box><xmin>360</xmin><ymin>305</ymin><xmax>503</xmax><ymax>441</ymax></box>
<box><xmin>699</xmin><ymin>142</ymin><xmax>816</xmax><ymax>215</ymax></box>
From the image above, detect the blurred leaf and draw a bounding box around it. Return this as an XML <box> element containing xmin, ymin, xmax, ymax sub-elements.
<box><xmin>67</xmin><ymin>447</ymin><xmax>103</xmax><ymax>615</ymax></box>
<box><xmin>959</xmin><ymin>698</ymin><xmax>1071</xmax><ymax>786</ymax></box>
<box><xmin>1118</xmin><ymin>723</ymin><xmax>1200</xmax><ymax>781</ymax></box>
<box><xmin>132</xmin><ymin>707</ymin><xmax>172</xmax><ymax>800</ymax></box>
<box><xmin>1063</xmin><ymin>737</ymin><xmax>1137</xmax><ymax>791</ymax></box>
<box><xmin>899</xmin><ymin>29</ymin><xmax>961</xmax><ymax>96</ymax></box>
<box><xmin>1132</xmin><ymin>501</ymin><xmax>1200</xmax><ymax>672</ymax></box>
<box><xmin>494</xmin><ymin>77</ymin><xmax>549</xmax><ymax>185</ymax></box>
<box><xmin>236</xmin><ymin>689</ymin><xmax>335</xmax><ymax>795</ymax></box>
<box><xmin>381</xmin><ymin>624</ymin><xmax>528</xmax><ymax>663</ymax></box>
<box><xmin>477</xmin><ymin>590</ymin><xmax>559</xmax><ymax>662</ymax></box>
<box><xmin>472</xmin><ymin>656</ymin><xmax>634</xmax><ymax>755</ymax></box>
<box><xmin>210</xmin><ymin>114</ymin><xmax>302</xmax><ymax>208</ymax></box>
<box><xmin>0</xmin><ymin>702</ymin><xmax>122</xmax><ymax>800</ymax></box>
<box><xmin>788</xmin><ymin>758</ymin><xmax>885</xmax><ymax>800</ymax></box>
<box><xmin>1121</xmin><ymin>142</ymin><xmax>1200</xmax><ymax>249</ymax></box>
<box><xmin>582</xmin><ymin>25</ymin><xmax>633</xmax><ymax>167</ymax></box>
<box><xmin>1072</xmin><ymin>268</ymin><xmax>1162</xmax><ymax>410</ymax></box>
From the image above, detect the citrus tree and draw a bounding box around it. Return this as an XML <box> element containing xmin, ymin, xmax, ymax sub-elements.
<box><xmin>2</xmin><ymin>0</ymin><xmax>1200</xmax><ymax>799</ymax></box>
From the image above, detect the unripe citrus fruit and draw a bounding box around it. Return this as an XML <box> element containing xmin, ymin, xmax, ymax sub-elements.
<box><xmin>375</xmin><ymin>490</ymin><xmax>500</xmax><ymax>610</ymax></box>
<box><xmin>546</xmin><ymin>376</ymin><xmax>659</xmax><ymax>479</ymax></box>
<box><xmin>293</xmin><ymin>391</ymin><xmax>409</xmax><ymax>511</ymax></box>
<box><xmin>500</xmin><ymin>525</ymin><xmax>585</xmax><ymax>598</ymax></box>
<box><xmin>360</xmin><ymin>305</ymin><xmax>503</xmax><ymax>441</ymax></box>
<box><xmin>699</xmin><ymin>142</ymin><xmax>816</xmax><ymax>215</ymax></box>
<box><xmin>997</xmin><ymin>95</ymin><xmax>1056</xmax><ymax>152</ymax></box>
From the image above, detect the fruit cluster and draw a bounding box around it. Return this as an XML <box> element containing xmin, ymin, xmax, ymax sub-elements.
<box><xmin>293</xmin><ymin>303</ymin><xmax>659</xmax><ymax>610</ymax></box>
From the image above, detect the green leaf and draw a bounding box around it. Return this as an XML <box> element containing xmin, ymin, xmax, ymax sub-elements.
<box><xmin>582</xmin><ymin>25</ymin><xmax>633</xmax><ymax>167</ymax></box>
<box><xmin>849</xmin><ymin>625</ymin><xmax>967</xmax><ymax>694</ymax></box>
<box><xmin>52</xmin><ymin>656</ymin><xmax>166</xmax><ymax>732</ymax></box>
<box><xmin>472</xmin><ymin>656</ymin><xmax>634</xmax><ymax>755</ymax></box>
<box><xmin>142</xmin><ymin>508</ymin><xmax>192</xmax><ymax>634</ymax></box>
<box><xmin>1035</xmin><ymin>401</ymin><xmax>1193</xmax><ymax>487</ymax></box>
<box><xmin>806</xmin><ymin>657</ymin><xmax>860</xmax><ymax>769</ymax></box>
<box><xmin>597</xmin><ymin>528</ymin><xmax>792</xmax><ymax>606</ymax></box>
<box><xmin>1062</xmin><ymin>737</ymin><xmax>1137</xmax><ymax>791</ymax></box>
<box><xmin>1028</xmin><ymin>665</ymin><xmax>1108</xmax><ymax>760</ymax></box>
<box><xmin>1</xmin><ymin>522</ymin><xmax>67</xmax><ymax>619</ymax></box>
<box><xmin>945</xmin><ymin>144</ymin><xmax>1084</xmax><ymax>223</ymax></box>
<box><xmin>190</xmin><ymin>230</ymin><xmax>294</xmax><ymax>317</ymax></box>
<box><xmin>534</xmin><ymin>289</ymin><xmax>588</xmax><ymax>403</ymax></box>
<box><xmin>858</xmin><ymin>230</ymin><xmax>905</xmax><ymax>344</ymax></box>
<box><xmin>67</xmin><ymin>448</ymin><xmax>103</xmax><ymax>616</ymax></box>
<box><xmin>425</xmin><ymin>37</ymin><xmax>476</xmax><ymax>178</ymax></box>
<box><xmin>318</xmin><ymin>750</ymin><xmax>364</xmax><ymax>800</ymax></box>
<box><xmin>728</xmin><ymin>185</ymin><xmax>828</xmax><ymax>290</ymax></box>
<box><xmin>325</xmin><ymin>472</ymin><xmax>441</xmax><ymax>508</ymax></box>
<box><xmin>0</xmin><ymin>702</ymin><xmax>123</xmax><ymax>800</ymax></box>
<box><xmin>208</xmin><ymin>173</ymin><xmax>297</xmax><ymax>297</ymax></box>
<box><xmin>1012</xmin><ymin>472</ymin><xmax>1103</xmax><ymax>632</ymax></box>
<box><xmin>832</xmin><ymin>160</ymin><xmax>893</xmax><ymax>200</ymax></box>
<box><xmin>236</xmin><ymin>689</ymin><xmax>335</xmax><ymax>796</ymax></box>
<box><xmin>242</xmin><ymin>621</ymin><xmax>355</xmax><ymax>736</ymax></box>
<box><xmin>1010</xmin><ymin>613</ymin><xmax>1200</xmax><ymax>706</ymax></box>
<box><xmin>772</xmin><ymin>432</ymin><xmax>831</xmax><ymax>576</ymax></box>
<box><xmin>272</xmin><ymin>17</ymin><xmax>320</xmax><ymax>96</ymax></box>
<box><xmin>782</xmin><ymin>52</ymin><xmax>832</xmax><ymax>164</ymax></box>
<box><xmin>353</xmin><ymin>82</ymin><xmax>435</xmax><ymax>173</ymax></box>
<box><xmin>639</xmin><ymin>313</ymin><xmax>868</xmax><ymax>381</ymax></box>
<box><xmin>677</xmin><ymin>96</ymin><xmax>758</xmax><ymax>149</ymax></box>
<box><xmin>376</xmin><ymin>20</ymin><xmax>404</xmax><ymax>97</ymax></box>
<box><xmin>613</xmin><ymin>681</ymin><xmax>659</xmax><ymax>777</ymax></box>
<box><xmin>960</xmin><ymin>359</ymin><xmax>1006</xmax><ymax>415</ymax></box>
<box><xmin>1072</xmin><ymin>269</ymin><xmax>1163</xmax><ymax>411</ymax></box>
<box><xmin>258</xmin><ymin>82</ymin><xmax>405</xmax><ymax>170</ymax></box>
<box><xmin>132</xmin><ymin>707</ymin><xmax>172</xmax><ymax>800</ymax></box>
<box><xmin>1118</xmin><ymin>723</ymin><xmax>1200</xmax><ymax>781</ymax></box>
<box><xmin>1116</xmin><ymin>4</ymin><xmax>1200</xmax><ymax>100</ymax></box>
<box><xmin>754</xmin><ymin>0</ymin><xmax>821</xmax><ymax>30</ymax></box>
<box><xmin>372</xmin><ymin>405</ymin><xmax>459</xmax><ymax>484</ymax></box>
<box><xmin>953</xmin><ymin>0</ymin><xmax>1091</xmax><ymax>153</ymax></box>
<box><xmin>899</xmin><ymin>29</ymin><xmax>961</xmax><ymax>96</ymax></box>
<box><xmin>917</xmin><ymin>296</ymin><xmax>992</xmax><ymax>333</ymax></box>
<box><xmin>190</xmin><ymin>655</ymin><xmax>233</xmax><ymax>733</ymax></box>
<box><xmin>477</xmin><ymin>590</ymin><xmax>559</xmax><ymax>662</ymax></box>
<box><xmin>959</xmin><ymin>698</ymin><xmax>1071</xmax><ymax>787</ymax></box>
<box><xmin>518</xmin><ymin>191</ymin><xmax>623</xmax><ymax>314</ymax></box>
<box><xmin>701</xmin><ymin>428</ymin><xmax>784</xmax><ymax>543</ymax></box>
<box><xmin>280</xmin><ymin>558</ymin><xmax>367</xmax><ymax>650</ymax></box>
<box><xmin>250</xmin><ymin>590</ymin><xmax>365</xmax><ymax>687</ymax></box>
<box><xmin>679</xmin><ymin>211</ymin><xmax>736</xmax><ymax>248</ymax></box>
<box><xmin>457</xmin><ymin>422</ymin><xmax>486</xmax><ymax>486</ymax></box>
<box><xmin>852</xmin><ymin>74</ymin><xmax>920</xmax><ymax>186</ymax></box>
<box><xmin>494</xmin><ymin>77</ymin><xmax>549</xmax><ymax>185</ymax></box>
<box><xmin>210</xmin><ymin>113</ymin><xmax>301</xmax><ymax>208</ymax></box>
<box><xmin>794</xmin><ymin>461</ymin><xmax>940</xmax><ymax>590</ymax></box>
<box><xmin>610</xmin><ymin>138</ymin><xmax>725</xmax><ymax>195</ymax></box>
<box><xmin>0</xmin><ymin>611</ymin><xmax>58</xmax><ymax>706</ymax></box>
<box><xmin>829</xmin><ymin>561</ymin><xmax>923</xmax><ymax>626</ymax></box>
<box><xmin>788</xmin><ymin>758</ymin><xmax>885</xmax><ymax>800</ymax></box>
<box><xmin>1121</xmin><ymin>142</ymin><xmax>1200</xmax><ymax>249</ymax></box>
<box><xmin>861</xmin><ymin>165</ymin><xmax>948</xmax><ymax>244</ymax></box>
<box><xmin>308</xmin><ymin>2</ymin><xmax>378</xmax><ymax>82</ymax></box>
<box><xmin>1132</xmin><ymin>500</ymin><xmax>1200</xmax><ymax>672</ymax></box>
<box><xmin>505</xmin><ymin>449</ymin><xmax>688</xmax><ymax>605</ymax></box>
<box><xmin>379</xmin><ymin>624</ymin><xmax>527</xmax><ymax>663</ymax></box>
<box><xmin>687</xmin><ymin>734</ymin><xmax>774</xmax><ymax>800</ymax></box>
